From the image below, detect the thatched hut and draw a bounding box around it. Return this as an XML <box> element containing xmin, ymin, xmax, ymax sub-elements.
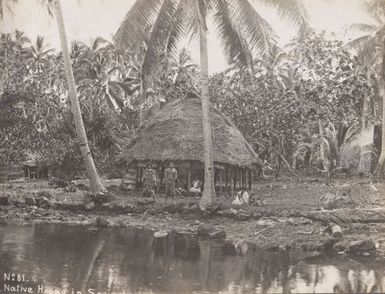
<box><xmin>119</xmin><ymin>97</ymin><xmax>259</xmax><ymax>194</ymax></box>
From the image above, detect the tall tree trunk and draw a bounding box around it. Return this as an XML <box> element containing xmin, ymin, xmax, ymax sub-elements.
<box><xmin>53</xmin><ymin>0</ymin><xmax>104</xmax><ymax>194</ymax></box>
<box><xmin>319</xmin><ymin>119</ymin><xmax>331</xmax><ymax>184</ymax></box>
<box><xmin>358</xmin><ymin>94</ymin><xmax>368</xmax><ymax>174</ymax></box>
<box><xmin>138</xmin><ymin>80</ymin><xmax>145</xmax><ymax>126</ymax></box>
<box><xmin>198</xmin><ymin>17</ymin><xmax>216</xmax><ymax>210</ymax></box>
<box><xmin>374</xmin><ymin>42</ymin><xmax>385</xmax><ymax>182</ymax></box>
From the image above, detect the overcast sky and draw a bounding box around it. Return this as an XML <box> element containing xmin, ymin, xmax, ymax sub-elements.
<box><xmin>0</xmin><ymin>0</ymin><xmax>374</xmax><ymax>73</ymax></box>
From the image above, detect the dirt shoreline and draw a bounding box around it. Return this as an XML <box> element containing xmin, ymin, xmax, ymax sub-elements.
<box><xmin>1</xmin><ymin>177</ymin><xmax>385</xmax><ymax>258</ymax></box>
<box><xmin>0</xmin><ymin>196</ymin><xmax>384</xmax><ymax>258</ymax></box>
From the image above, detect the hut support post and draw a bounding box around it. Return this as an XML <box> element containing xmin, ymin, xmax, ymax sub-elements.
<box><xmin>233</xmin><ymin>168</ymin><xmax>237</xmax><ymax>190</ymax></box>
<box><xmin>157</xmin><ymin>165</ymin><xmax>160</xmax><ymax>193</ymax></box>
<box><xmin>219</xmin><ymin>169</ymin><xmax>223</xmax><ymax>196</ymax></box>
<box><xmin>187</xmin><ymin>162</ymin><xmax>192</xmax><ymax>190</ymax></box>
<box><xmin>248</xmin><ymin>169</ymin><xmax>252</xmax><ymax>190</ymax></box>
<box><xmin>240</xmin><ymin>169</ymin><xmax>243</xmax><ymax>189</ymax></box>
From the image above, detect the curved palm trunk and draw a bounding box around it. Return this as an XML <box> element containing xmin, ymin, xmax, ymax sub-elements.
<box><xmin>374</xmin><ymin>42</ymin><xmax>385</xmax><ymax>181</ymax></box>
<box><xmin>53</xmin><ymin>0</ymin><xmax>104</xmax><ymax>193</ymax></box>
<box><xmin>199</xmin><ymin>22</ymin><xmax>216</xmax><ymax>209</ymax></box>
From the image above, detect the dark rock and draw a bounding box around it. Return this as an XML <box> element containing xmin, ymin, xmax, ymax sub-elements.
<box><xmin>96</xmin><ymin>217</ymin><xmax>109</xmax><ymax>227</ymax></box>
<box><xmin>322</xmin><ymin>237</ymin><xmax>339</xmax><ymax>252</ymax></box>
<box><xmin>0</xmin><ymin>216</ymin><xmax>7</xmax><ymax>225</ymax></box>
<box><xmin>189</xmin><ymin>203</ymin><xmax>200</xmax><ymax>212</ymax></box>
<box><xmin>36</xmin><ymin>197</ymin><xmax>49</xmax><ymax>208</ymax></box>
<box><xmin>348</xmin><ymin>240</ymin><xmax>376</xmax><ymax>253</ymax></box>
<box><xmin>134</xmin><ymin>206</ymin><xmax>147</xmax><ymax>214</ymax></box>
<box><xmin>209</xmin><ymin>230</ymin><xmax>226</xmax><ymax>240</ymax></box>
<box><xmin>0</xmin><ymin>196</ymin><xmax>10</xmax><ymax>206</ymax></box>
<box><xmin>202</xmin><ymin>201</ymin><xmax>224</xmax><ymax>216</ymax></box>
<box><xmin>107</xmin><ymin>185</ymin><xmax>120</xmax><ymax>193</ymax></box>
<box><xmin>123</xmin><ymin>203</ymin><xmax>136</xmax><ymax>213</ymax></box>
<box><xmin>145</xmin><ymin>207</ymin><xmax>158</xmax><ymax>215</ymax></box>
<box><xmin>252</xmin><ymin>213</ymin><xmax>262</xmax><ymax>220</ymax></box>
<box><xmin>333</xmin><ymin>242</ymin><xmax>346</xmax><ymax>253</ymax></box>
<box><xmin>62</xmin><ymin>202</ymin><xmax>84</xmax><ymax>211</ymax></box>
<box><xmin>25</xmin><ymin>197</ymin><xmax>36</xmax><ymax>206</ymax></box>
<box><xmin>197</xmin><ymin>224</ymin><xmax>213</xmax><ymax>236</ymax></box>
<box><xmin>237</xmin><ymin>212</ymin><xmax>252</xmax><ymax>221</ymax></box>
<box><xmin>265</xmin><ymin>242</ymin><xmax>279</xmax><ymax>251</ymax></box>
<box><xmin>75</xmin><ymin>183</ymin><xmax>89</xmax><ymax>191</ymax></box>
<box><xmin>85</xmin><ymin>201</ymin><xmax>96</xmax><ymax>211</ymax></box>
<box><xmin>111</xmin><ymin>203</ymin><xmax>135</xmax><ymax>213</ymax></box>
<box><xmin>136</xmin><ymin>198</ymin><xmax>155</xmax><ymax>206</ymax></box>
<box><xmin>37</xmin><ymin>190</ymin><xmax>52</xmax><ymax>199</ymax></box>
<box><xmin>89</xmin><ymin>192</ymin><xmax>114</xmax><ymax>205</ymax></box>
<box><xmin>222</xmin><ymin>208</ymin><xmax>238</xmax><ymax>218</ymax></box>
<box><xmin>64</xmin><ymin>184</ymin><xmax>77</xmax><ymax>193</ymax></box>
<box><xmin>164</xmin><ymin>203</ymin><xmax>177</xmax><ymax>213</ymax></box>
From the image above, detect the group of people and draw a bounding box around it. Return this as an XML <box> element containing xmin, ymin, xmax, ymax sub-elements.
<box><xmin>142</xmin><ymin>163</ymin><xmax>202</xmax><ymax>202</ymax></box>
<box><xmin>141</xmin><ymin>162</ymin><xmax>253</xmax><ymax>206</ymax></box>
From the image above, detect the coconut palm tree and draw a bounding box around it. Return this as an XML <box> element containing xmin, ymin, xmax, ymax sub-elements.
<box><xmin>0</xmin><ymin>0</ymin><xmax>105</xmax><ymax>193</ymax></box>
<box><xmin>51</xmin><ymin>0</ymin><xmax>104</xmax><ymax>193</ymax></box>
<box><xmin>115</xmin><ymin>0</ymin><xmax>308</xmax><ymax>209</ymax></box>
<box><xmin>345</xmin><ymin>0</ymin><xmax>385</xmax><ymax>180</ymax></box>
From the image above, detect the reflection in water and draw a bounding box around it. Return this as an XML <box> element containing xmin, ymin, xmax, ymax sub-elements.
<box><xmin>0</xmin><ymin>224</ymin><xmax>384</xmax><ymax>293</ymax></box>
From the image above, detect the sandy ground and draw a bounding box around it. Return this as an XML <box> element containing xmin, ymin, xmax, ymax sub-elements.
<box><xmin>0</xmin><ymin>175</ymin><xmax>385</xmax><ymax>256</ymax></box>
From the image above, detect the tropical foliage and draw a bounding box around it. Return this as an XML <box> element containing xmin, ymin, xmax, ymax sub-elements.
<box><xmin>1</xmin><ymin>0</ymin><xmax>384</xmax><ymax>184</ymax></box>
<box><xmin>210</xmin><ymin>32</ymin><xmax>375</xmax><ymax>181</ymax></box>
<box><xmin>345</xmin><ymin>0</ymin><xmax>385</xmax><ymax>180</ymax></box>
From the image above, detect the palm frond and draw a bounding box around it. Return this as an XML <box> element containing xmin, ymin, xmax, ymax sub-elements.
<box><xmin>184</xmin><ymin>0</ymin><xmax>211</xmax><ymax>40</ymax></box>
<box><xmin>212</xmin><ymin>0</ymin><xmax>253</xmax><ymax>69</ymax></box>
<box><xmin>345</xmin><ymin>34</ymin><xmax>373</xmax><ymax>50</ymax></box>
<box><xmin>141</xmin><ymin>0</ymin><xmax>179</xmax><ymax>93</ymax></box>
<box><xmin>91</xmin><ymin>37</ymin><xmax>110</xmax><ymax>51</ymax></box>
<box><xmin>257</xmin><ymin>0</ymin><xmax>309</xmax><ymax>29</ymax></box>
<box><xmin>357</xmin><ymin>36</ymin><xmax>381</xmax><ymax>66</ymax></box>
<box><xmin>344</xmin><ymin>23</ymin><xmax>378</xmax><ymax>35</ymax></box>
<box><xmin>114</xmin><ymin>0</ymin><xmax>163</xmax><ymax>49</ymax></box>
<box><xmin>230</xmin><ymin>0</ymin><xmax>276</xmax><ymax>57</ymax></box>
<box><xmin>338</xmin><ymin>123</ymin><xmax>359</xmax><ymax>158</ymax></box>
<box><xmin>163</xmin><ymin>0</ymin><xmax>189</xmax><ymax>59</ymax></box>
<box><xmin>14</xmin><ymin>30</ymin><xmax>30</xmax><ymax>45</ymax></box>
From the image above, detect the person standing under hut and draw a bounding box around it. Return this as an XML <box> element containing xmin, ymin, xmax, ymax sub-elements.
<box><xmin>143</xmin><ymin>163</ymin><xmax>157</xmax><ymax>200</ymax></box>
<box><xmin>164</xmin><ymin>162</ymin><xmax>177</xmax><ymax>203</ymax></box>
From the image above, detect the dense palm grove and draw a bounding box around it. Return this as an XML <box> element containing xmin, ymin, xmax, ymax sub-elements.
<box><xmin>0</xmin><ymin>0</ymin><xmax>384</xmax><ymax>187</ymax></box>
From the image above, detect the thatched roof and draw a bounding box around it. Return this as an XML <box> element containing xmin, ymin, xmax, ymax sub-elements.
<box><xmin>120</xmin><ymin>97</ymin><xmax>259</xmax><ymax>167</ymax></box>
